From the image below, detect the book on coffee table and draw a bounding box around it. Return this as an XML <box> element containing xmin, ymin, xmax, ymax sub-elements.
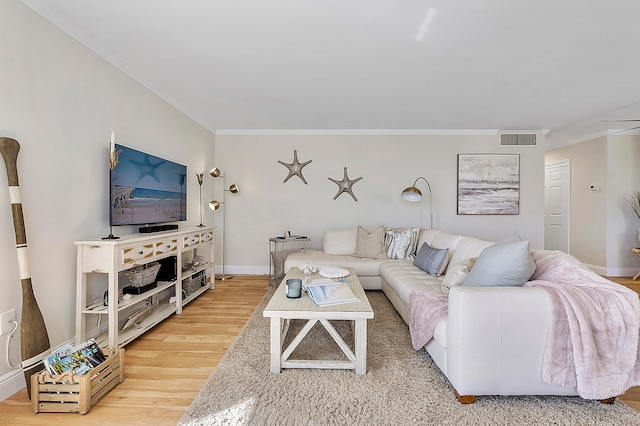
<box><xmin>306</xmin><ymin>280</ymin><xmax>360</xmax><ymax>307</ymax></box>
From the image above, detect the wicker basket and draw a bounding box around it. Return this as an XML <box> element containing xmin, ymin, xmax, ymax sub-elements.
<box><xmin>124</xmin><ymin>262</ymin><xmax>161</xmax><ymax>287</ymax></box>
<box><xmin>183</xmin><ymin>272</ymin><xmax>205</xmax><ymax>295</ymax></box>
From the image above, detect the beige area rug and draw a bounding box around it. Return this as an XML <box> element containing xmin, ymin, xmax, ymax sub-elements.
<box><xmin>180</xmin><ymin>290</ymin><xmax>640</xmax><ymax>425</ymax></box>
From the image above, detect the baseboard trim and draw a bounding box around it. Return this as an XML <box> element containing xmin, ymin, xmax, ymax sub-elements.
<box><xmin>583</xmin><ymin>263</ymin><xmax>637</xmax><ymax>278</ymax></box>
<box><xmin>0</xmin><ymin>368</ymin><xmax>26</xmax><ymax>401</ymax></box>
<box><xmin>0</xmin><ymin>336</ymin><xmax>78</xmax><ymax>401</ymax></box>
<box><xmin>215</xmin><ymin>266</ymin><xmax>270</xmax><ymax>276</ymax></box>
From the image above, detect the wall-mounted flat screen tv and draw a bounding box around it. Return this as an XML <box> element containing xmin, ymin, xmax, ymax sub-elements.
<box><xmin>110</xmin><ymin>144</ymin><xmax>187</xmax><ymax>226</ymax></box>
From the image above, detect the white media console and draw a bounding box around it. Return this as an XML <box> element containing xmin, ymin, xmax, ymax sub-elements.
<box><xmin>75</xmin><ymin>226</ymin><xmax>214</xmax><ymax>349</ymax></box>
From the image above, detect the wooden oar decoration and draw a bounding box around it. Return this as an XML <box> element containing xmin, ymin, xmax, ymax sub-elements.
<box><xmin>0</xmin><ymin>137</ymin><xmax>50</xmax><ymax>398</ymax></box>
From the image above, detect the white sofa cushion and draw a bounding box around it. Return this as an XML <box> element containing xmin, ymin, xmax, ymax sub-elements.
<box><xmin>323</xmin><ymin>228</ymin><xmax>358</xmax><ymax>255</ymax></box>
<box><xmin>433</xmin><ymin>319</ymin><xmax>447</xmax><ymax>349</ymax></box>
<box><xmin>448</xmin><ymin>236</ymin><xmax>494</xmax><ymax>266</ymax></box>
<box><xmin>415</xmin><ymin>230</ymin><xmax>467</xmax><ymax>272</ymax></box>
<box><xmin>380</xmin><ymin>261</ymin><xmax>445</xmax><ymax>302</ymax></box>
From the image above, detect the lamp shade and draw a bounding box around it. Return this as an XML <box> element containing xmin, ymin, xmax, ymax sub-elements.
<box><xmin>229</xmin><ymin>184</ymin><xmax>239</xmax><ymax>193</ymax></box>
<box><xmin>209</xmin><ymin>167</ymin><xmax>221</xmax><ymax>177</ymax></box>
<box><xmin>401</xmin><ymin>186</ymin><xmax>422</xmax><ymax>202</ymax></box>
<box><xmin>209</xmin><ymin>200</ymin><xmax>221</xmax><ymax>210</ymax></box>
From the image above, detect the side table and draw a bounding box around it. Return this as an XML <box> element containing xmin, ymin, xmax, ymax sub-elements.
<box><xmin>633</xmin><ymin>248</ymin><xmax>640</xmax><ymax>280</ymax></box>
<box><xmin>269</xmin><ymin>237</ymin><xmax>310</xmax><ymax>286</ymax></box>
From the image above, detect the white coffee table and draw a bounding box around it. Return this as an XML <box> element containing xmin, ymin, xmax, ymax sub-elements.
<box><xmin>263</xmin><ymin>267</ymin><xmax>374</xmax><ymax>374</ymax></box>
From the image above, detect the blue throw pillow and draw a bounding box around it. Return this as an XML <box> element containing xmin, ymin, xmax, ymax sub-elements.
<box><xmin>462</xmin><ymin>239</ymin><xmax>535</xmax><ymax>287</ymax></box>
<box><xmin>414</xmin><ymin>242</ymin><xmax>449</xmax><ymax>277</ymax></box>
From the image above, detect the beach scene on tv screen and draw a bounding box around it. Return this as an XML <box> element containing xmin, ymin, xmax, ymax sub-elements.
<box><xmin>111</xmin><ymin>144</ymin><xmax>187</xmax><ymax>226</ymax></box>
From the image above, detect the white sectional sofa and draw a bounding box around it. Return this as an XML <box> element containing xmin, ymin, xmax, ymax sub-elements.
<box><xmin>283</xmin><ymin>226</ymin><xmax>588</xmax><ymax>403</ymax></box>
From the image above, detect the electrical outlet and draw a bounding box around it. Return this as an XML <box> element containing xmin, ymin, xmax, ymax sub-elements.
<box><xmin>0</xmin><ymin>309</ymin><xmax>16</xmax><ymax>335</ymax></box>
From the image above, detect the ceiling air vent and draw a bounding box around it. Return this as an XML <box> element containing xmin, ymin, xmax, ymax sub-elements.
<box><xmin>499</xmin><ymin>133</ymin><xmax>537</xmax><ymax>146</ymax></box>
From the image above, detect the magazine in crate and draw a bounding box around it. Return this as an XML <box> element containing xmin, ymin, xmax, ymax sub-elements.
<box><xmin>305</xmin><ymin>278</ymin><xmax>359</xmax><ymax>307</ymax></box>
<box><xmin>43</xmin><ymin>338</ymin><xmax>106</xmax><ymax>376</ymax></box>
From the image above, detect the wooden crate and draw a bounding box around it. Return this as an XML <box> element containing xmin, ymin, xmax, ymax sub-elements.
<box><xmin>31</xmin><ymin>348</ymin><xmax>124</xmax><ymax>415</ymax></box>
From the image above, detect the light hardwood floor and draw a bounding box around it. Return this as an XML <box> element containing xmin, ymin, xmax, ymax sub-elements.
<box><xmin>0</xmin><ymin>275</ymin><xmax>639</xmax><ymax>424</ymax></box>
<box><xmin>0</xmin><ymin>276</ymin><xmax>270</xmax><ymax>425</ymax></box>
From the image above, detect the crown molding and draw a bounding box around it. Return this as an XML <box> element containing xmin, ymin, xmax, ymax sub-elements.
<box><xmin>214</xmin><ymin>129</ymin><xmax>500</xmax><ymax>136</ymax></box>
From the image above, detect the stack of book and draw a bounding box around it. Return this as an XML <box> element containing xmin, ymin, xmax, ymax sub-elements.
<box><xmin>304</xmin><ymin>278</ymin><xmax>360</xmax><ymax>307</ymax></box>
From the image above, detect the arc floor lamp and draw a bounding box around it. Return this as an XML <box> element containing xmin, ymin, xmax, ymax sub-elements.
<box><xmin>209</xmin><ymin>167</ymin><xmax>239</xmax><ymax>280</ymax></box>
<box><xmin>401</xmin><ymin>176</ymin><xmax>434</xmax><ymax>229</ymax></box>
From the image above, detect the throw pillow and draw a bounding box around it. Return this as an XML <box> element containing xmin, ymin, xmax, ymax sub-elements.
<box><xmin>384</xmin><ymin>227</ymin><xmax>420</xmax><ymax>260</ymax></box>
<box><xmin>413</xmin><ymin>242</ymin><xmax>449</xmax><ymax>277</ymax></box>
<box><xmin>354</xmin><ymin>226</ymin><xmax>386</xmax><ymax>259</ymax></box>
<box><xmin>323</xmin><ymin>228</ymin><xmax>358</xmax><ymax>255</ymax></box>
<box><xmin>462</xmin><ymin>239</ymin><xmax>535</xmax><ymax>287</ymax></box>
<box><xmin>441</xmin><ymin>257</ymin><xmax>477</xmax><ymax>287</ymax></box>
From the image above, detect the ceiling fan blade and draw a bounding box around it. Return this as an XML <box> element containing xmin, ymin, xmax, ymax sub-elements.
<box><xmin>601</xmin><ymin>119</ymin><xmax>640</xmax><ymax>122</ymax></box>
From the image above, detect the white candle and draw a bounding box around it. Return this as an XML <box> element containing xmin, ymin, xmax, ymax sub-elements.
<box><xmin>110</xmin><ymin>131</ymin><xmax>115</xmax><ymax>153</ymax></box>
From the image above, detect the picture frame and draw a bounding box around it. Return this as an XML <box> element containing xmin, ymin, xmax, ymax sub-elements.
<box><xmin>457</xmin><ymin>154</ymin><xmax>520</xmax><ymax>215</ymax></box>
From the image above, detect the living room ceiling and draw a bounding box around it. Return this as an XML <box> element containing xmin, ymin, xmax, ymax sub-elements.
<box><xmin>20</xmin><ymin>0</ymin><xmax>640</xmax><ymax>145</ymax></box>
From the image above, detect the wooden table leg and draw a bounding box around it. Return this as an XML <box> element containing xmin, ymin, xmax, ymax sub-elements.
<box><xmin>354</xmin><ymin>318</ymin><xmax>367</xmax><ymax>374</ymax></box>
<box><xmin>269</xmin><ymin>316</ymin><xmax>282</xmax><ymax>373</ymax></box>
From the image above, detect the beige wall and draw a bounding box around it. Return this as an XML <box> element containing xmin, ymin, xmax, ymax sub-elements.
<box><xmin>545</xmin><ymin>134</ymin><xmax>640</xmax><ymax>274</ymax></box>
<box><xmin>0</xmin><ymin>1</ymin><xmax>214</xmax><ymax>389</ymax></box>
<box><xmin>607</xmin><ymin>135</ymin><xmax>640</xmax><ymax>272</ymax></box>
<box><xmin>214</xmin><ymin>133</ymin><xmax>546</xmax><ymax>274</ymax></box>
<box><xmin>545</xmin><ymin>137</ymin><xmax>607</xmax><ymax>266</ymax></box>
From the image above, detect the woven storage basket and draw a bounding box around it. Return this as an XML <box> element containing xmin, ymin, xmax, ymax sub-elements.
<box><xmin>124</xmin><ymin>262</ymin><xmax>161</xmax><ymax>287</ymax></box>
<box><xmin>183</xmin><ymin>272</ymin><xmax>205</xmax><ymax>295</ymax></box>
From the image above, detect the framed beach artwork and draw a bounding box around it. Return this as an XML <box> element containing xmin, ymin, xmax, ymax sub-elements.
<box><xmin>457</xmin><ymin>154</ymin><xmax>520</xmax><ymax>215</ymax></box>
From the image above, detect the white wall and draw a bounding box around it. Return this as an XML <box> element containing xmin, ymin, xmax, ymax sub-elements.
<box><xmin>214</xmin><ymin>133</ymin><xmax>545</xmax><ymax>275</ymax></box>
<box><xmin>607</xmin><ymin>135</ymin><xmax>640</xmax><ymax>274</ymax></box>
<box><xmin>0</xmin><ymin>0</ymin><xmax>214</xmax><ymax>394</ymax></box>
<box><xmin>545</xmin><ymin>134</ymin><xmax>640</xmax><ymax>275</ymax></box>
<box><xmin>545</xmin><ymin>138</ymin><xmax>608</xmax><ymax>266</ymax></box>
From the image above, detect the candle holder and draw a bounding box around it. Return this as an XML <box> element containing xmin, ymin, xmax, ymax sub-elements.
<box><xmin>103</xmin><ymin>146</ymin><xmax>122</xmax><ymax>240</ymax></box>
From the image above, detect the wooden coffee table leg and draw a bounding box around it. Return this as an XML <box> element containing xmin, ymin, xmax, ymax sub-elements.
<box><xmin>269</xmin><ymin>316</ymin><xmax>282</xmax><ymax>373</ymax></box>
<box><xmin>354</xmin><ymin>318</ymin><xmax>367</xmax><ymax>374</ymax></box>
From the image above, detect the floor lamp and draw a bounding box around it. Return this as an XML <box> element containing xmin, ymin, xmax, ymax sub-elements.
<box><xmin>196</xmin><ymin>173</ymin><xmax>204</xmax><ymax>227</ymax></box>
<box><xmin>209</xmin><ymin>167</ymin><xmax>239</xmax><ymax>280</ymax></box>
<box><xmin>401</xmin><ymin>176</ymin><xmax>433</xmax><ymax>229</ymax></box>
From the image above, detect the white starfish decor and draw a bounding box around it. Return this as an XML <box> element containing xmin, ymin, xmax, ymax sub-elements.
<box><xmin>329</xmin><ymin>167</ymin><xmax>363</xmax><ymax>201</ymax></box>
<box><xmin>278</xmin><ymin>150</ymin><xmax>312</xmax><ymax>184</ymax></box>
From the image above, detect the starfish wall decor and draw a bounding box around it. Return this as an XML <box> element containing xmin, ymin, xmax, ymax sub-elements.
<box><xmin>278</xmin><ymin>150</ymin><xmax>312</xmax><ymax>184</ymax></box>
<box><xmin>329</xmin><ymin>167</ymin><xmax>363</xmax><ymax>201</ymax></box>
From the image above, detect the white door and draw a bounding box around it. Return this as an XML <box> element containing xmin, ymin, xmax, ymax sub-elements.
<box><xmin>544</xmin><ymin>160</ymin><xmax>570</xmax><ymax>252</ymax></box>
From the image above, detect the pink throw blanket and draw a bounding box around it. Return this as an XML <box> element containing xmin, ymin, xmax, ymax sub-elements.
<box><xmin>408</xmin><ymin>290</ymin><xmax>448</xmax><ymax>351</ymax></box>
<box><xmin>408</xmin><ymin>249</ymin><xmax>640</xmax><ymax>399</ymax></box>
<box><xmin>527</xmin><ymin>249</ymin><xmax>640</xmax><ymax>399</ymax></box>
